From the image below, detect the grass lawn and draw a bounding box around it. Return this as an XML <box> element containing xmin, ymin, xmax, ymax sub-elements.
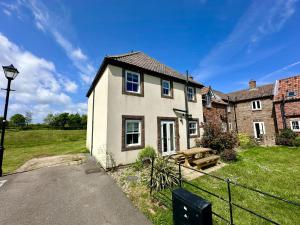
<box><xmin>2</xmin><ymin>129</ymin><xmax>87</xmax><ymax>174</ymax></box>
<box><xmin>114</xmin><ymin>146</ymin><xmax>300</xmax><ymax>225</ymax></box>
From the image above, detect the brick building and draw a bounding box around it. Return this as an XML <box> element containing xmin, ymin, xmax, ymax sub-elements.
<box><xmin>273</xmin><ymin>75</ymin><xmax>300</xmax><ymax>134</ymax></box>
<box><xmin>201</xmin><ymin>86</ymin><xmax>229</xmax><ymax>131</ymax></box>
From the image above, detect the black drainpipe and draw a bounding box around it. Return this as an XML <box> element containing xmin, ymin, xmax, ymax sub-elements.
<box><xmin>91</xmin><ymin>90</ymin><xmax>95</xmax><ymax>155</ymax></box>
<box><xmin>280</xmin><ymin>94</ymin><xmax>287</xmax><ymax>129</ymax></box>
<box><xmin>233</xmin><ymin>97</ymin><xmax>239</xmax><ymax>133</ymax></box>
<box><xmin>184</xmin><ymin>71</ymin><xmax>190</xmax><ymax>149</ymax></box>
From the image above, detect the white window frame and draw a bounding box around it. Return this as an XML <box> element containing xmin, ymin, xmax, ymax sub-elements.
<box><xmin>125</xmin><ymin>120</ymin><xmax>141</xmax><ymax>147</ymax></box>
<box><xmin>253</xmin><ymin>122</ymin><xmax>265</xmax><ymax>138</ymax></box>
<box><xmin>188</xmin><ymin>121</ymin><xmax>198</xmax><ymax>136</ymax></box>
<box><xmin>125</xmin><ymin>70</ymin><xmax>140</xmax><ymax>93</ymax></box>
<box><xmin>227</xmin><ymin>105</ymin><xmax>231</xmax><ymax>113</ymax></box>
<box><xmin>229</xmin><ymin>122</ymin><xmax>232</xmax><ymax>131</ymax></box>
<box><xmin>287</xmin><ymin>91</ymin><xmax>296</xmax><ymax>97</ymax></box>
<box><xmin>251</xmin><ymin>100</ymin><xmax>262</xmax><ymax>111</ymax></box>
<box><xmin>162</xmin><ymin>80</ymin><xmax>171</xmax><ymax>96</ymax></box>
<box><xmin>290</xmin><ymin>120</ymin><xmax>300</xmax><ymax>132</ymax></box>
<box><xmin>187</xmin><ymin>87</ymin><xmax>195</xmax><ymax>101</ymax></box>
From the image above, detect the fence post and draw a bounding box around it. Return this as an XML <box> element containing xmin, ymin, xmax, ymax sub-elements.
<box><xmin>178</xmin><ymin>162</ymin><xmax>182</xmax><ymax>187</ymax></box>
<box><xmin>226</xmin><ymin>178</ymin><xmax>234</xmax><ymax>225</ymax></box>
<box><xmin>150</xmin><ymin>156</ymin><xmax>155</xmax><ymax>195</ymax></box>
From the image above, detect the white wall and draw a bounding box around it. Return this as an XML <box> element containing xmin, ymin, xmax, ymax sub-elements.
<box><xmin>106</xmin><ymin>65</ymin><xmax>204</xmax><ymax>166</ymax></box>
<box><xmin>86</xmin><ymin>67</ymin><xmax>109</xmax><ymax>168</ymax></box>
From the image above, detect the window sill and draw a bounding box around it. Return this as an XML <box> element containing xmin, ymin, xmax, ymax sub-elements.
<box><xmin>162</xmin><ymin>94</ymin><xmax>173</xmax><ymax>99</ymax></box>
<box><xmin>122</xmin><ymin>144</ymin><xmax>145</xmax><ymax>151</ymax></box>
<box><xmin>122</xmin><ymin>91</ymin><xmax>144</xmax><ymax>97</ymax></box>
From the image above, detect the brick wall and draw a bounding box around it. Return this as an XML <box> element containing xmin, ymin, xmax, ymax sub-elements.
<box><xmin>274</xmin><ymin>100</ymin><xmax>300</xmax><ymax>133</ymax></box>
<box><xmin>203</xmin><ymin>102</ymin><xmax>227</xmax><ymax>125</ymax></box>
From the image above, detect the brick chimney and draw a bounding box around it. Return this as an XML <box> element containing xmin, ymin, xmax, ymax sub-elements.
<box><xmin>249</xmin><ymin>80</ymin><xmax>256</xmax><ymax>89</ymax></box>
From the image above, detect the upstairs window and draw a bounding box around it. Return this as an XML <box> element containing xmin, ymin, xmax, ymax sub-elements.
<box><xmin>291</xmin><ymin>121</ymin><xmax>300</xmax><ymax>132</ymax></box>
<box><xmin>125</xmin><ymin>70</ymin><xmax>140</xmax><ymax>93</ymax></box>
<box><xmin>252</xmin><ymin>100</ymin><xmax>262</xmax><ymax>110</ymax></box>
<box><xmin>161</xmin><ymin>79</ymin><xmax>173</xmax><ymax>98</ymax></box>
<box><xmin>187</xmin><ymin>87</ymin><xmax>196</xmax><ymax>102</ymax></box>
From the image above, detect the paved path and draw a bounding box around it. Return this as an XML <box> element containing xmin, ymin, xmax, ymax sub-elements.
<box><xmin>0</xmin><ymin>158</ymin><xmax>152</xmax><ymax>225</ymax></box>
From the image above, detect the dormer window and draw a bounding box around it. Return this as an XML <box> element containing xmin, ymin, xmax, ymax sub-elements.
<box><xmin>252</xmin><ymin>100</ymin><xmax>262</xmax><ymax>110</ymax></box>
<box><xmin>187</xmin><ymin>86</ymin><xmax>196</xmax><ymax>102</ymax></box>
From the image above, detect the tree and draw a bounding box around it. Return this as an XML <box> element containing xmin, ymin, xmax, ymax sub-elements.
<box><xmin>10</xmin><ymin>114</ymin><xmax>26</xmax><ymax>128</ymax></box>
<box><xmin>44</xmin><ymin>113</ymin><xmax>54</xmax><ymax>125</ymax></box>
<box><xmin>68</xmin><ymin>113</ymin><xmax>81</xmax><ymax>129</ymax></box>
<box><xmin>25</xmin><ymin>112</ymin><xmax>32</xmax><ymax>125</ymax></box>
<box><xmin>81</xmin><ymin>114</ymin><xmax>87</xmax><ymax>129</ymax></box>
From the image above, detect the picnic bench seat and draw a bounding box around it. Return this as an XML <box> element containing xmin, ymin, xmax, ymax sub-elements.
<box><xmin>192</xmin><ymin>155</ymin><xmax>220</xmax><ymax>169</ymax></box>
<box><xmin>171</xmin><ymin>154</ymin><xmax>192</xmax><ymax>164</ymax></box>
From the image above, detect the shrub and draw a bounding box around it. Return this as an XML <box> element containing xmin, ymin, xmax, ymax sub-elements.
<box><xmin>133</xmin><ymin>146</ymin><xmax>157</xmax><ymax>170</ymax></box>
<box><xmin>150</xmin><ymin>157</ymin><xmax>180</xmax><ymax>191</ymax></box>
<box><xmin>276</xmin><ymin>129</ymin><xmax>298</xmax><ymax>146</ymax></box>
<box><xmin>294</xmin><ymin>137</ymin><xmax>300</xmax><ymax>147</ymax></box>
<box><xmin>221</xmin><ymin>149</ymin><xmax>237</xmax><ymax>162</ymax></box>
<box><xmin>201</xmin><ymin>121</ymin><xmax>238</xmax><ymax>153</ymax></box>
<box><xmin>238</xmin><ymin>133</ymin><xmax>258</xmax><ymax>149</ymax></box>
<box><xmin>138</xmin><ymin>146</ymin><xmax>156</xmax><ymax>162</ymax></box>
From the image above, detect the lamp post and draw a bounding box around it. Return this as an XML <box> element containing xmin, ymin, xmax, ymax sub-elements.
<box><xmin>0</xmin><ymin>64</ymin><xmax>19</xmax><ymax>177</ymax></box>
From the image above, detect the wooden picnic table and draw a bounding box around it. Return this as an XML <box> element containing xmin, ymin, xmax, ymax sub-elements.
<box><xmin>179</xmin><ymin>147</ymin><xmax>212</xmax><ymax>167</ymax></box>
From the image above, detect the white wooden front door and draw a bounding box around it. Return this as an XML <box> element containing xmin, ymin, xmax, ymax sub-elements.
<box><xmin>161</xmin><ymin>121</ymin><xmax>176</xmax><ymax>156</ymax></box>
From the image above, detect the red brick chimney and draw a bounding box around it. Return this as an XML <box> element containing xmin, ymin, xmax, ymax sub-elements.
<box><xmin>249</xmin><ymin>80</ymin><xmax>256</xmax><ymax>89</ymax></box>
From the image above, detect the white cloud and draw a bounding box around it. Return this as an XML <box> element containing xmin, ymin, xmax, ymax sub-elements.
<box><xmin>63</xmin><ymin>79</ymin><xmax>78</xmax><ymax>93</ymax></box>
<box><xmin>24</xmin><ymin>0</ymin><xmax>95</xmax><ymax>84</ymax></box>
<box><xmin>193</xmin><ymin>0</ymin><xmax>298</xmax><ymax>81</ymax></box>
<box><xmin>0</xmin><ymin>33</ymin><xmax>85</xmax><ymax>122</ymax></box>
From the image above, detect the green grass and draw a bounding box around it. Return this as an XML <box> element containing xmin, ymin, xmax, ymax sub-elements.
<box><xmin>2</xmin><ymin>129</ymin><xmax>87</xmax><ymax>174</ymax></box>
<box><xmin>131</xmin><ymin>146</ymin><xmax>300</xmax><ymax>225</ymax></box>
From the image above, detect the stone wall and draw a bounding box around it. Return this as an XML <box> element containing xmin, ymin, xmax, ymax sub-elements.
<box><xmin>231</xmin><ymin>98</ymin><xmax>276</xmax><ymax>144</ymax></box>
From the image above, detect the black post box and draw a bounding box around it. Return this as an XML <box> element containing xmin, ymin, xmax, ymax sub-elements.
<box><xmin>172</xmin><ymin>188</ymin><xmax>212</xmax><ymax>225</ymax></box>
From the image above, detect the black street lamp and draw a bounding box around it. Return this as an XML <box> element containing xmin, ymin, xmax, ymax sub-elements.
<box><xmin>0</xmin><ymin>64</ymin><xmax>19</xmax><ymax>176</ymax></box>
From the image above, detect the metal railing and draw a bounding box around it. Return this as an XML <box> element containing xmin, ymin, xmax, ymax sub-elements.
<box><xmin>149</xmin><ymin>156</ymin><xmax>300</xmax><ymax>225</ymax></box>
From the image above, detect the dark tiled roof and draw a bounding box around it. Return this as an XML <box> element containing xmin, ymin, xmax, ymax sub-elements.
<box><xmin>227</xmin><ymin>84</ymin><xmax>274</xmax><ymax>102</ymax></box>
<box><xmin>200</xmin><ymin>87</ymin><xmax>228</xmax><ymax>105</ymax></box>
<box><xmin>107</xmin><ymin>51</ymin><xmax>203</xmax><ymax>86</ymax></box>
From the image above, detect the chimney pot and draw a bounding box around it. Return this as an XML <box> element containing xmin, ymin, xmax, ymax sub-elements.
<box><xmin>249</xmin><ymin>80</ymin><xmax>256</xmax><ymax>89</ymax></box>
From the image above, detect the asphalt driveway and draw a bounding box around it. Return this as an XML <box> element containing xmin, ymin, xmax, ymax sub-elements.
<box><xmin>0</xmin><ymin>157</ymin><xmax>152</xmax><ymax>225</ymax></box>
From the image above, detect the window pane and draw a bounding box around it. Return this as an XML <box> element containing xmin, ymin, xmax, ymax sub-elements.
<box><xmin>127</xmin><ymin>73</ymin><xmax>133</xmax><ymax>82</ymax></box>
<box><xmin>170</xmin><ymin>124</ymin><xmax>174</xmax><ymax>151</ymax></box>
<box><xmin>127</xmin><ymin>122</ymin><xmax>133</xmax><ymax>132</ymax></box>
<box><xmin>127</xmin><ymin>82</ymin><xmax>133</xmax><ymax>91</ymax></box>
<box><xmin>126</xmin><ymin>134</ymin><xmax>133</xmax><ymax>145</ymax></box>
<box><xmin>257</xmin><ymin>101</ymin><xmax>261</xmax><ymax>109</ymax></box>
<box><xmin>132</xmin><ymin>74</ymin><xmax>139</xmax><ymax>82</ymax></box>
<box><xmin>132</xmin><ymin>134</ymin><xmax>139</xmax><ymax>144</ymax></box>
<box><xmin>163</xmin><ymin>88</ymin><xmax>169</xmax><ymax>95</ymax></box>
<box><xmin>162</xmin><ymin>124</ymin><xmax>167</xmax><ymax>152</ymax></box>
<box><xmin>132</xmin><ymin>83</ymin><xmax>138</xmax><ymax>92</ymax></box>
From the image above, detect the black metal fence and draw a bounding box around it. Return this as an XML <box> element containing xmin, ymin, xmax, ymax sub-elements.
<box><xmin>149</xmin><ymin>157</ymin><xmax>300</xmax><ymax>225</ymax></box>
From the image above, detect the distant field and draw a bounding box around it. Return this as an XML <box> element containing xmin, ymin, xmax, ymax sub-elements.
<box><xmin>2</xmin><ymin>130</ymin><xmax>87</xmax><ymax>174</ymax></box>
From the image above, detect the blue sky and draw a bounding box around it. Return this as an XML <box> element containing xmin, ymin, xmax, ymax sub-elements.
<box><xmin>0</xmin><ymin>0</ymin><xmax>299</xmax><ymax>122</ymax></box>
